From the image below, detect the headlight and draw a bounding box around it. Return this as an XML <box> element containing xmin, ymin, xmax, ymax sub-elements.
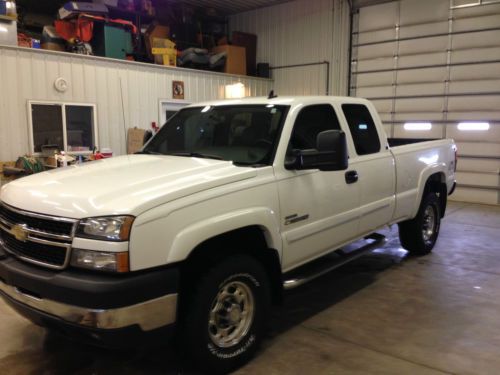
<box><xmin>77</xmin><ymin>216</ymin><xmax>134</xmax><ymax>241</ymax></box>
<box><xmin>71</xmin><ymin>249</ymin><xmax>129</xmax><ymax>272</ymax></box>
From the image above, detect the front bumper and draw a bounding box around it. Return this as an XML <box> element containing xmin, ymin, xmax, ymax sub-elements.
<box><xmin>0</xmin><ymin>253</ymin><xmax>179</xmax><ymax>345</ymax></box>
<box><xmin>0</xmin><ymin>279</ymin><xmax>177</xmax><ymax>331</ymax></box>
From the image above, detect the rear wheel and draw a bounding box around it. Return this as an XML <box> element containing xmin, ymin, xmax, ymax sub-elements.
<box><xmin>181</xmin><ymin>254</ymin><xmax>270</xmax><ymax>374</ymax></box>
<box><xmin>398</xmin><ymin>192</ymin><xmax>441</xmax><ymax>255</ymax></box>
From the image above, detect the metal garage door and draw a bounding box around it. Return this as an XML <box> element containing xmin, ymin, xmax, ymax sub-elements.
<box><xmin>350</xmin><ymin>0</ymin><xmax>500</xmax><ymax>204</ymax></box>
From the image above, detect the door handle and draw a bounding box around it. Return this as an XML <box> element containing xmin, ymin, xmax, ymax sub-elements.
<box><xmin>345</xmin><ymin>170</ymin><xmax>358</xmax><ymax>184</ymax></box>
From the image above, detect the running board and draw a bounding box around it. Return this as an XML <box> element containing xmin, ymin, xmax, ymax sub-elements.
<box><xmin>283</xmin><ymin>233</ymin><xmax>387</xmax><ymax>290</ymax></box>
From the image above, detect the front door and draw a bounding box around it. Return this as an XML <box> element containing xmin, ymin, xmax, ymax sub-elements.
<box><xmin>275</xmin><ymin>104</ymin><xmax>361</xmax><ymax>271</ymax></box>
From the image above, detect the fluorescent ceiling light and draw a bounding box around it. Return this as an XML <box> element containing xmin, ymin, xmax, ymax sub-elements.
<box><xmin>457</xmin><ymin>122</ymin><xmax>490</xmax><ymax>131</ymax></box>
<box><xmin>404</xmin><ymin>122</ymin><xmax>432</xmax><ymax>131</ymax></box>
<box><xmin>225</xmin><ymin>83</ymin><xmax>245</xmax><ymax>99</ymax></box>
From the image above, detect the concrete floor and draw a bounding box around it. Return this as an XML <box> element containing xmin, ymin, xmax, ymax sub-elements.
<box><xmin>1</xmin><ymin>202</ymin><xmax>500</xmax><ymax>374</ymax></box>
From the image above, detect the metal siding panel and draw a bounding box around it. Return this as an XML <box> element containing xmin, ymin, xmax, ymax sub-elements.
<box><xmin>229</xmin><ymin>0</ymin><xmax>344</xmax><ymax>96</ymax></box>
<box><xmin>399</xmin><ymin>0</ymin><xmax>449</xmax><ymax>25</ymax></box>
<box><xmin>0</xmin><ymin>47</ymin><xmax>272</xmax><ymax>161</ymax></box>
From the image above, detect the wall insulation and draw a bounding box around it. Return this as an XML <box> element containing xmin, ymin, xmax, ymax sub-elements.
<box><xmin>229</xmin><ymin>0</ymin><xmax>351</xmax><ymax>96</ymax></box>
<box><xmin>0</xmin><ymin>46</ymin><xmax>273</xmax><ymax>161</ymax></box>
<box><xmin>350</xmin><ymin>0</ymin><xmax>500</xmax><ymax>204</ymax></box>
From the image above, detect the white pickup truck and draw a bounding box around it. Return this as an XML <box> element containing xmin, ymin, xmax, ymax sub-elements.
<box><xmin>0</xmin><ymin>96</ymin><xmax>456</xmax><ymax>373</ymax></box>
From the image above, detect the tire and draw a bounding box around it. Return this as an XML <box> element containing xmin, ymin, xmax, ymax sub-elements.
<box><xmin>181</xmin><ymin>254</ymin><xmax>270</xmax><ymax>374</ymax></box>
<box><xmin>398</xmin><ymin>192</ymin><xmax>441</xmax><ymax>256</ymax></box>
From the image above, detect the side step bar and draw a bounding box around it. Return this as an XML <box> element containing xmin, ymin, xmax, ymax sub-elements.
<box><xmin>283</xmin><ymin>233</ymin><xmax>387</xmax><ymax>290</ymax></box>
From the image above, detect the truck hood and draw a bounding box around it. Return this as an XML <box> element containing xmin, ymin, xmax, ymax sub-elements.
<box><xmin>0</xmin><ymin>155</ymin><xmax>257</xmax><ymax>219</ymax></box>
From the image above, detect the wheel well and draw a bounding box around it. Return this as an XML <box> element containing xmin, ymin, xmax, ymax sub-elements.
<box><xmin>178</xmin><ymin>226</ymin><xmax>283</xmax><ymax>315</ymax></box>
<box><xmin>424</xmin><ymin>173</ymin><xmax>447</xmax><ymax>218</ymax></box>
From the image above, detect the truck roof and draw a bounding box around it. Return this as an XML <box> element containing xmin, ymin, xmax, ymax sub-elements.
<box><xmin>186</xmin><ymin>95</ymin><xmax>371</xmax><ymax>108</ymax></box>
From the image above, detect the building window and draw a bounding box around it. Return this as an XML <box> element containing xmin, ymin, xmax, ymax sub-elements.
<box><xmin>30</xmin><ymin>102</ymin><xmax>98</xmax><ymax>153</ymax></box>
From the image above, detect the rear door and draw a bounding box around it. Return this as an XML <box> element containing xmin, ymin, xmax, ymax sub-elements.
<box><xmin>276</xmin><ymin>104</ymin><xmax>361</xmax><ymax>270</ymax></box>
<box><xmin>339</xmin><ymin>103</ymin><xmax>396</xmax><ymax>234</ymax></box>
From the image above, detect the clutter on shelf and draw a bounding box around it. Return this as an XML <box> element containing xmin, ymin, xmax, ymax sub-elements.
<box><xmin>12</xmin><ymin>1</ymin><xmax>264</xmax><ymax>77</ymax></box>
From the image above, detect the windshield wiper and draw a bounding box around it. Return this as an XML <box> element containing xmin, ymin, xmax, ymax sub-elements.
<box><xmin>166</xmin><ymin>152</ymin><xmax>224</xmax><ymax>161</ymax></box>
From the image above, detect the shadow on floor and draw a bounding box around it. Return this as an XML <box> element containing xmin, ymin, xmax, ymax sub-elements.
<box><xmin>1</xmin><ymin>242</ymin><xmax>408</xmax><ymax>375</ymax></box>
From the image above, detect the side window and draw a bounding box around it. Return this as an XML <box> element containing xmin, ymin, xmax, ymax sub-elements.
<box><xmin>342</xmin><ymin>104</ymin><xmax>381</xmax><ymax>155</ymax></box>
<box><xmin>289</xmin><ymin>104</ymin><xmax>341</xmax><ymax>151</ymax></box>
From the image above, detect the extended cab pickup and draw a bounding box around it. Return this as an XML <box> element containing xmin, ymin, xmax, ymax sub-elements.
<box><xmin>0</xmin><ymin>96</ymin><xmax>456</xmax><ymax>373</ymax></box>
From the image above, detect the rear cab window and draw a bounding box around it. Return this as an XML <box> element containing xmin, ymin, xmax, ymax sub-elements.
<box><xmin>341</xmin><ymin>104</ymin><xmax>381</xmax><ymax>156</ymax></box>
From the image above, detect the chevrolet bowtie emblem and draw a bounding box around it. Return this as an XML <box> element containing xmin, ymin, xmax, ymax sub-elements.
<box><xmin>10</xmin><ymin>224</ymin><xmax>29</xmax><ymax>242</ymax></box>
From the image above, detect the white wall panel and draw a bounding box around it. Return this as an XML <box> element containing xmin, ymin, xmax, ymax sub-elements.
<box><xmin>448</xmin><ymin>96</ymin><xmax>500</xmax><ymax>111</ymax></box>
<box><xmin>397</xmin><ymin>52</ymin><xmax>447</xmax><ymax>68</ymax></box>
<box><xmin>449</xmin><ymin>79</ymin><xmax>500</xmax><ymax>94</ymax></box>
<box><xmin>452</xmin><ymin>30</ymin><xmax>500</xmax><ymax>49</ymax></box>
<box><xmin>370</xmin><ymin>99</ymin><xmax>393</xmax><ymax>113</ymax></box>
<box><xmin>450</xmin><ymin>62</ymin><xmax>500</xmax><ymax>81</ymax></box>
<box><xmin>396</xmin><ymin>82</ymin><xmax>446</xmax><ymax>96</ymax></box>
<box><xmin>451</xmin><ymin>47</ymin><xmax>500</xmax><ymax>64</ymax></box>
<box><xmin>358</xmin><ymin>2</ymin><xmax>398</xmax><ymax>32</ymax></box>
<box><xmin>356</xmin><ymin>85</ymin><xmax>393</xmax><ymax>98</ymax></box>
<box><xmin>399</xmin><ymin>0</ymin><xmax>449</xmax><ymax>25</ymax></box>
<box><xmin>398</xmin><ymin>36</ymin><xmax>449</xmax><ymax>55</ymax></box>
<box><xmin>230</xmin><ymin>0</ymin><xmax>351</xmax><ymax>96</ymax></box>
<box><xmin>399</xmin><ymin>21</ymin><xmax>449</xmax><ymax>39</ymax></box>
<box><xmin>0</xmin><ymin>46</ymin><xmax>272</xmax><ymax>161</ymax></box>
<box><xmin>395</xmin><ymin>97</ymin><xmax>445</xmax><ymax>112</ymax></box>
<box><xmin>356</xmin><ymin>71</ymin><xmax>394</xmax><ymax>87</ymax></box>
<box><xmin>397</xmin><ymin>67</ymin><xmax>448</xmax><ymax>84</ymax></box>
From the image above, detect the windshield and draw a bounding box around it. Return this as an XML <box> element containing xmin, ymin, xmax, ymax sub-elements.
<box><xmin>142</xmin><ymin>105</ymin><xmax>289</xmax><ymax>166</ymax></box>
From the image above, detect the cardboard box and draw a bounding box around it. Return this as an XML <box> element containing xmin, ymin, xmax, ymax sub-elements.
<box><xmin>42</xmin><ymin>42</ymin><xmax>65</xmax><ymax>52</ymax></box>
<box><xmin>145</xmin><ymin>23</ymin><xmax>170</xmax><ymax>60</ymax></box>
<box><xmin>211</xmin><ymin>45</ymin><xmax>246</xmax><ymax>76</ymax></box>
<box><xmin>127</xmin><ymin>128</ymin><xmax>147</xmax><ymax>154</ymax></box>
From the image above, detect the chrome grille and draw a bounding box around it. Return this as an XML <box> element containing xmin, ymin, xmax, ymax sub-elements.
<box><xmin>0</xmin><ymin>203</ymin><xmax>76</xmax><ymax>270</ymax></box>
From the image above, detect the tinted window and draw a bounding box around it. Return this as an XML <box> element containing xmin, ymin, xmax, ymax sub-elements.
<box><xmin>66</xmin><ymin>105</ymin><xmax>95</xmax><ymax>152</ymax></box>
<box><xmin>342</xmin><ymin>104</ymin><xmax>381</xmax><ymax>155</ymax></box>
<box><xmin>289</xmin><ymin>104</ymin><xmax>341</xmax><ymax>151</ymax></box>
<box><xmin>143</xmin><ymin>105</ymin><xmax>288</xmax><ymax>166</ymax></box>
<box><xmin>32</xmin><ymin>104</ymin><xmax>64</xmax><ymax>153</ymax></box>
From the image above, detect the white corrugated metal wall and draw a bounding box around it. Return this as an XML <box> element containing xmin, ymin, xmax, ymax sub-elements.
<box><xmin>229</xmin><ymin>0</ymin><xmax>351</xmax><ymax>96</ymax></box>
<box><xmin>351</xmin><ymin>0</ymin><xmax>500</xmax><ymax>204</ymax></box>
<box><xmin>0</xmin><ymin>46</ymin><xmax>273</xmax><ymax>161</ymax></box>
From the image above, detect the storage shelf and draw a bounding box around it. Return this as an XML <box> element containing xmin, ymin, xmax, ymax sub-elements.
<box><xmin>0</xmin><ymin>15</ymin><xmax>17</xmax><ymax>22</ymax></box>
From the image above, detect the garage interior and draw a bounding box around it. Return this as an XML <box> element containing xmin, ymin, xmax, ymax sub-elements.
<box><xmin>0</xmin><ymin>0</ymin><xmax>499</xmax><ymax>374</ymax></box>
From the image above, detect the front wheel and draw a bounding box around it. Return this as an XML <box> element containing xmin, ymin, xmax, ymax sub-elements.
<box><xmin>181</xmin><ymin>254</ymin><xmax>270</xmax><ymax>374</ymax></box>
<box><xmin>398</xmin><ymin>192</ymin><xmax>441</xmax><ymax>256</ymax></box>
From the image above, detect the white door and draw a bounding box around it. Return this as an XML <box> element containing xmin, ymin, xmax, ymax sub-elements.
<box><xmin>275</xmin><ymin>104</ymin><xmax>361</xmax><ymax>271</ymax></box>
<box><xmin>338</xmin><ymin>103</ymin><xmax>396</xmax><ymax>234</ymax></box>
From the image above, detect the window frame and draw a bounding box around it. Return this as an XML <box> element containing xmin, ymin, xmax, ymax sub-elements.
<box><xmin>158</xmin><ymin>99</ymin><xmax>191</xmax><ymax>126</ymax></box>
<box><xmin>287</xmin><ymin>103</ymin><xmax>342</xmax><ymax>152</ymax></box>
<box><xmin>340</xmin><ymin>103</ymin><xmax>381</xmax><ymax>156</ymax></box>
<box><xmin>28</xmin><ymin>100</ymin><xmax>99</xmax><ymax>155</ymax></box>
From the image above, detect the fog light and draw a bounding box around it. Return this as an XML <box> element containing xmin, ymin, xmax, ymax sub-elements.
<box><xmin>71</xmin><ymin>249</ymin><xmax>129</xmax><ymax>273</ymax></box>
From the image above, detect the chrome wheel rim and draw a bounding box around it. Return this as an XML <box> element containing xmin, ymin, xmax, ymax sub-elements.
<box><xmin>422</xmin><ymin>205</ymin><xmax>436</xmax><ymax>244</ymax></box>
<box><xmin>208</xmin><ymin>280</ymin><xmax>255</xmax><ymax>348</ymax></box>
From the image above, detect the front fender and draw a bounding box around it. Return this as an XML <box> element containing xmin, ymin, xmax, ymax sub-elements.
<box><xmin>167</xmin><ymin>207</ymin><xmax>282</xmax><ymax>264</ymax></box>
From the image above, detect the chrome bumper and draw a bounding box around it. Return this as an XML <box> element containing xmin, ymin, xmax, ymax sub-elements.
<box><xmin>0</xmin><ymin>279</ymin><xmax>177</xmax><ymax>331</ymax></box>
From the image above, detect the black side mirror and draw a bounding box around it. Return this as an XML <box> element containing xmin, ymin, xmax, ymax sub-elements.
<box><xmin>285</xmin><ymin>130</ymin><xmax>348</xmax><ymax>171</ymax></box>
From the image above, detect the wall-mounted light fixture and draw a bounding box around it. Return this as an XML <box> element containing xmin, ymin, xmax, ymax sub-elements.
<box><xmin>457</xmin><ymin>122</ymin><xmax>490</xmax><ymax>131</ymax></box>
<box><xmin>404</xmin><ymin>122</ymin><xmax>432</xmax><ymax>131</ymax></box>
<box><xmin>225</xmin><ymin>82</ymin><xmax>245</xmax><ymax>99</ymax></box>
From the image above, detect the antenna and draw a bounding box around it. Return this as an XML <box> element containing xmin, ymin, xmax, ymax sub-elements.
<box><xmin>268</xmin><ymin>90</ymin><xmax>278</xmax><ymax>99</ymax></box>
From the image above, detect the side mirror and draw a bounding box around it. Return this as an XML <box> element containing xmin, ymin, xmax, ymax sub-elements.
<box><xmin>285</xmin><ymin>130</ymin><xmax>348</xmax><ymax>171</ymax></box>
